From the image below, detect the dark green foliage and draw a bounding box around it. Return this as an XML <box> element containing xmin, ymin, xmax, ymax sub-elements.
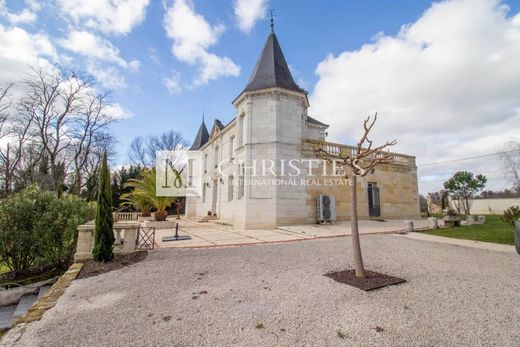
<box><xmin>0</xmin><ymin>186</ymin><xmax>95</xmax><ymax>275</ymax></box>
<box><xmin>93</xmin><ymin>153</ymin><xmax>115</xmax><ymax>262</ymax></box>
<box><xmin>443</xmin><ymin>171</ymin><xmax>487</xmax><ymax>215</ymax></box>
<box><xmin>111</xmin><ymin>165</ymin><xmax>143</xmax><ymax>209</ymax></box>
<box><xmin>441</xmin><ymin>191</ymin><xmax>448</xmax><ymax>210</ymax></box>
<box><xmin>501</xmin><ymin>206</ymin><xmax>520</xmax><ymax>228</ymax></box>
<box><xmin>81</xmin><ymin>165</ymin><xmax>99</xmax><ymax>202</ymax></box>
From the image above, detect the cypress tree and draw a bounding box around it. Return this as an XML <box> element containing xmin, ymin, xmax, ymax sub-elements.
<box><xmin>93</xmin><ymin>152</ymin><xmax>115</xmax><ymax>262</ymax></box>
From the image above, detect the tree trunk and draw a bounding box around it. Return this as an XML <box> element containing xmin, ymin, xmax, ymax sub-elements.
<box><xmin>350</xmin><ymin>175</ymin><xmax>366</xmax><ymax>277</ymax></box>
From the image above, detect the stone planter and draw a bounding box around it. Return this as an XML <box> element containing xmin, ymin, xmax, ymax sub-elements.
<box><xmin>74</xmin><ymin>220</ymin><xmax>139</xmax><ymax>261</ymax></box>
<box><xmin>443</xmin><ymin>216</ymin><xmax>461</xmax><ymax>227</ymax></box>
<box><xmin>428</xmin><ymin>217</ymin><xmax>438</xmax><ymax>229</ymax></box>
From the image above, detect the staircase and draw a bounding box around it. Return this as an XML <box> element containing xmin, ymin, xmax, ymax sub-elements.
<box><xmin>198</xmin><ymin>215</ymin><xmax>218</xmax><ymax>223</ymax></box>
<box><xmin>0</xmin><ymin>285</ymin><xmax>51</xmax><ymax>332</ymax></box>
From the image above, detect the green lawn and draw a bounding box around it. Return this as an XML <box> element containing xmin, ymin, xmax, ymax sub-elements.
<box><xmin>422</xmin><ymin>215</ymin><xmax>515</xmax><ymax>245</ymax></box>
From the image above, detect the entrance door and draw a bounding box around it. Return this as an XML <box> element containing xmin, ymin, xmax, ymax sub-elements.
<box><xmin>211</xmin><ymin>180</ymin><xmax>218</xmax><ymax>215</ymax></box>
<box><xmin>367</xmin><ymin>182</ymin><xmax>381</xmax><ymax>217</ymax></box>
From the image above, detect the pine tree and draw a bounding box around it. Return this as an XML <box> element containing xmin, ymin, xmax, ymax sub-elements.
<box><xmin>93</xmin><ymin>152</ymin><xmax>115</xmax><ymax>262</ymax></box>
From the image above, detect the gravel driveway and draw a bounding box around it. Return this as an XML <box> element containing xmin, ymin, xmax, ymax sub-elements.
<box><xmin>3</xmin><ymin>235</ymin><xmax>519</xmax><ymax>346</ymax></box>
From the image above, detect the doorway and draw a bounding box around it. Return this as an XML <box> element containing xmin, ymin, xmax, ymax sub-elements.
<box><xmin>367</xmin><ymin>182</ymin><xmax>381</xmax><ymax>217</ymax></box>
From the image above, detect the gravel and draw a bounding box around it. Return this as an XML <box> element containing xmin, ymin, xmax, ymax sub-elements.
<box><xmin>2</xmin><ymin>234</ymin><xmax>520</xmax><ymax>346</ymax></box>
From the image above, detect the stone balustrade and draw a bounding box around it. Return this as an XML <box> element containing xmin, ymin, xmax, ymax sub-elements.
<box><xmin>74</xmin><ymin>220</ymin><xmax>139</xmax><ymax>261</ymax></box>
<box><xmin>113</xmin><ymin>211</ymin><xmax>142</xmax><ymax>221</ymax></box>
<box><xmin>302</xmin><ymin>138</ymin><xmax>416</xmax><ymax>168</ymax></box>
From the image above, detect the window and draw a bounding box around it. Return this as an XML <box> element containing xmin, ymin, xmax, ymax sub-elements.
<box><xmin>228</xmin><ymin>176</ymin><xmax>234</xmax><ymax>201</ymax></box>
<box><xmin>229</xmin><ymin>136</ymin><xmax>235</xmax><ymax>159</ymax></box>
<box><xmin>203</xmin><ymin>154</ymin><xmax>208</xmax><ymax>173</ymax></box>
<box><xmin>238</xmin><ymin>164</ymin><xmax>245</xmax><ymax>199</ymax></box>
<box><xmin>188</xmin><ymin>159</ymin><xmax>193</xmax><ymax>186</ymax></box>
<box><xmin>202</xmin><ymin>183</ymin><xmax>206</xmax><ymax>203</ymax></box>
<box><xmin>241</xmin><ymin>115</ymin><xmax>247</xmax><ymax>145</ymax></box>
<box><xmin>214</xmin><ymin>146</ymin><xmax>219</xmax><ymax>168</ymax></box>
<box><xmin>238</xmin><ymin>114</ymin><xmax>246</xmax><ymax>147</ymax></box>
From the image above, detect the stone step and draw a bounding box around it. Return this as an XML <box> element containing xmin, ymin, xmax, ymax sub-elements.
<box><xmin>0</xmin><ymin>304</ymin><xmax>16</xmax><ymax>331</ymax></box>
<box><xmin>199</xmin><ymin>215</ymin><xmax>218</xmax><ymax>222</ymax></box>
<box><xmin>37</xmin><ymin>285</ymin><xmax>52</xmax><ymax>300</ymax></box>
<box><xmin>11</xmin><ymin>294</ymin><xmax>38</xmax><ymax>324</ymax></box>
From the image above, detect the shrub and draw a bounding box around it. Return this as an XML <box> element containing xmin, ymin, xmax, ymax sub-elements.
<box><xmin>93</xmin><ymin>153</ymin><xmax>115</xmax><ymax>262</ymax></box>
<box><xmin>501</xmin><ymin>206</ymin><xmax>520</xmax><ymax>228</ymax></box>
<box><xmin>0</xmin><ymin>186</ymin><xmax>95</xmax><ymax>275</ymax></box>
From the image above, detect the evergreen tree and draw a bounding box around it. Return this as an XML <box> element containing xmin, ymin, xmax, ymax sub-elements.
<box><xmin>93</xmin><ymin>152</ymin><xmax>114</xmax><ymax>262</ymax></box>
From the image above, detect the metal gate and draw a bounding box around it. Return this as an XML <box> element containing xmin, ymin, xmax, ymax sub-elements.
<box><xmin>136</xmin><ymin>227</ymin><xmax>156</xmax><ymax>250</ymax></box>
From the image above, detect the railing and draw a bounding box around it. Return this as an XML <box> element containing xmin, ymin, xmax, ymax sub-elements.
<box><xmin>303</xmin><ymin>139</ymin><xmax>416</xmax><ymax>167</ymax></box>
<box><xmin>113</xmin><ymin>212</ymin><xmax>142</xmax><ymax>222</ymax></box>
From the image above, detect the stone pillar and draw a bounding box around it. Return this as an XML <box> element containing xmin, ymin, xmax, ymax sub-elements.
<box><xmin>123</xmin><ymin>228</ymin><xmax>138</xmax><ymax>252</ymax></box>
<box><xmin>405</xmin><ymin>220</ymin><xmax>414</xmax><ymax>232</ymax></box>
<box><xmin>75</xmin><ymin>222</ymin><xmax>95</xmax><ymax>261</ymax></box>
<box><xmin>115</xmin><ymin>229</ymin><xmax>122</xmax><ymax>245</ymax></box>
<box><xmin>478</xmin><ymin>215</ymin><xmax>486</xmax><ymax>224</ymax></box>
<box><xmin>428</xmin><ymin>217</ymin><xmax>438</xmax><ymax>229</ymax></box>
<box><xmin>466</xmin><ymin>215</ymin><xmax>475</xmax><ymax>225</ymax></box>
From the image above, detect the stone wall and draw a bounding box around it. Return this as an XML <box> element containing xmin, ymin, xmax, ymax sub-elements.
<box><xmin>305</xmin><ymin>161</ymin><xmax>420</xmax><ymax>222</ymax></box>
<box><xmin>186</xmin><ymin>87</ymin><xmax>420</xmax><ymax>228</ymax></box>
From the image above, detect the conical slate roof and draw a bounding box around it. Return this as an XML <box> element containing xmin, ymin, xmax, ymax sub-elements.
<box><xmin>189</xmin><ymin>118</ymin><xmax>209</xmax><ymax>150</ymax></box>
<box><xmin>243</xmin><ymin>32</ymin><xmax>302</xmax><ymax>93</ymax></box>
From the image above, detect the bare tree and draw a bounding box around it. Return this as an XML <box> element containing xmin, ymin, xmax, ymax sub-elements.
<box><xmin>128</xmin><ymin>130</ymin><xmax>189</xmax><ymax>167</ymax></box>
<box><xmin>316</xmin><ymin>113</ymin><xmax>396</xmax><ymax>277</ymax></box>
<box><xmin>10</xmin><ymin>67</ymin><xmax>118</xmax><ymax>195</ymax></box>
<box><xmin>501</xmin><ymin>141</ymin><xmax>520</xmax><ymax>193</ymax></box>
<box><xmin>0</xmin><ymin>67</ymin><xmax>119</xmax><ymax>196</ymax></box>
<box><xmin>0</xmin><ymin>83</ymin><xmax>13</xmax><ymax>138</ymax></box>
<box><xmin>0</xmin><ymin>83</ymin><xmax>39</xmax><ymax>196</ymax></box>
<box><xmin>129</xmin><ymin>136</ymin><xmax>148</xmax><ymax>167</ymax></box>
<box><xmin>69</xmin><ymin>92</ymin><xmax>116</xmax><ymax>194</ymax></box>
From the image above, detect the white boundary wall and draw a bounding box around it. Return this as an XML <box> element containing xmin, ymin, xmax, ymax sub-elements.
<box><xmin>468</xmin><ymin>198</ymin><xmax>520</xmax><ymax>215</ymax></box>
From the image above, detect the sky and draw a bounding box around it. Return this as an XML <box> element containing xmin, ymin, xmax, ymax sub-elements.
<box><xmin>1</xmin><ymin>0</ymin><xmax>520</xmax><ymax>194</ymax></box>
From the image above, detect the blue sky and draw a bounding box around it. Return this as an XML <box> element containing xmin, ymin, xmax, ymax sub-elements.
<box><xmin>1</xmin><ymin>0</ymin><xmax>520</xmax><ymax>193</ymax></box>
<box><xmin>103</xmin><ymin>0</ymin><xmax>452</xmax><ymax>160</ymax></box>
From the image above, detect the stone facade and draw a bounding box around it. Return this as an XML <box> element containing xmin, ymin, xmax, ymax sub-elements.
<box><xmin>186</xmin><ymin>30</ymin><xmax>420</xmax><ymax>229</ymax></box>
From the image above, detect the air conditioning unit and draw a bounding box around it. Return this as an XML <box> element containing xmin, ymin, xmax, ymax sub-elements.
<box><xmin>317</xmin><ymin>195</ymin><xmax>336</xmax><ymax>224</ymax></box>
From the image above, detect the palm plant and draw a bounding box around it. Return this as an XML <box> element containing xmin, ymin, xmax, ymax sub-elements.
<box><xmin>120</xmin><ymin>168</ymin><xmax>174</xmax><ymax>221</ymax></box>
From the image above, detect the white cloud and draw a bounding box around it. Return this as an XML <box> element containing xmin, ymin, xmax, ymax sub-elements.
<box><xmin>310</xmin><ymin>0</ymin><xmax>520</xmax><ymax>194</ymax></box>
<box><xmin>163</xmin><ymin>0</ymin><xmax>240</xmax><ymax>86</ymax></box>
<box><xmin>0</xmin><ymin>25</ymin><xmax>57</xmax><ymax>85</ymax></box>
<box><xmin>25</xmin><ymin>0</ymin><xmax>42</xmax><ymax>12</ymax></box>
<box><xmin>233</xmin><ymin>0</ymin><xmax>267</xmax><ymax>33</ymax></box>
<box><xmin>0</xmin><ymin>0</ymin><xmax>38</xmax><ymax>24</ymax></box>
<box><xmin>59</xmin><ymin>31</ymin><xmax>139</xmax><ymax>70</ymax></box>
<box><xmin>163</xmin><ymin>70</ymin><xmax>181</xmax><ymax>94</ymax></box>
<box><xmin>148</xmin><ymin>47</ymin><xmax>160</xmax><ymax>65</ymax></box>
<box><xmin>57</xmin><ymin>0</ymin><xmax>150</xmax><ymax>36</ymax></box>
<box><xmin>105</xmin><ymin>103</ymin><xmax>133</xmax><ymax>120</ymax></box>
<box><xmin>86</xmin><ymin>63</ymin><xmax>127</xmax><ymax>90</ymax></box>
<box><xmin>5</xmin><ymin>9</ymin><xmax>37</xmax><ymax>24</ymax></box>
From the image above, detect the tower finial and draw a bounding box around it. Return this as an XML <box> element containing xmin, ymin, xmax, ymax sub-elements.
<box><xmin>269</xmin><ymin>9</ymin><xmax>275</xmax><ymax>32</ymax></box>
<box><xmin>202</xmin><ymin>111</ymin><xmax>205</xmax><ymax>123</ymax></box>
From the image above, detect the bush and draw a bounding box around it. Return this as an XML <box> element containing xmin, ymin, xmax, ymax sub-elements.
<box><xmin>0</xmin><ymin>186</ymin><xmax>95</xmax><ymax>275</ymax></box>
<box><xmin>501</xmin><ymin>206</ymin><xmax>520</xmax><ymax>228</ymax></box>
<box><xmin>93</xmin><ymin>152</ymin><xmax>114</xmax><ymax>262</ymax></box>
